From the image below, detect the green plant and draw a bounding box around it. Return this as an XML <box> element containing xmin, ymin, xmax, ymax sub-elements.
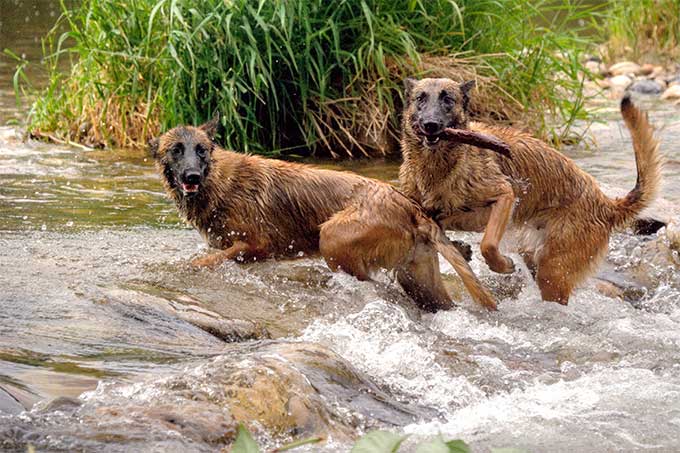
<box><xmin>601</xmin><ymin>0</ymin><xmax>680</xmax><ymax>62</ymax></box>
<box><xmin>16</xmin><ymin>0</ymin><xmax>596</xmax><ymax>156</ymax></box>
<box><xmin>230</xmin><ymin>425</ymin><xmax>534</xmax><ymax>453</ymax></box>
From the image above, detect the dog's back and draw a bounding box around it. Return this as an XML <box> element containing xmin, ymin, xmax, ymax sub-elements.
<box><xmin>184</xmin><ymin>148</ymin><xmax>372</xmax><ymax>255</ymax></box>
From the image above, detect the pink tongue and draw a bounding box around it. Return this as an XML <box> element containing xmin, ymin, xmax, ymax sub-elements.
<box><xmin>182</xmin><ymin>183</ymin><xmax>198</xmax><ymax>192</ymax></box>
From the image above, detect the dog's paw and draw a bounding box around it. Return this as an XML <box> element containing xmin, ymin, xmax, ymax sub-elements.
<box><xmin>191</xmin><ymin>255</ymin><xmax>220</xmax><ymax>269</ymax></box>
<box><xmin>452</xmin><ymin>240</ymin><xmax>473</xmax><ymax>262</ymax></box>
<box><xmin>488</xmin><ymin>255</ymin><xmax>515</xmax><ymax>274</ymax></box>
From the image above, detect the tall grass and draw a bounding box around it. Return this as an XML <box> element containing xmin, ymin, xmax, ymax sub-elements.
<box><xmin>19</xmin><ymin>0</ymin><xmax>596</xmax><ymax>156</ymax></box>
<box><xmin>602</xmin><ymin>0</ymin><xmax>680</xmax><ymax>62</ymax></box>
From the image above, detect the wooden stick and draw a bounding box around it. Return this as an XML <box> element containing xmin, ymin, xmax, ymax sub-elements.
<box><xmin>443</xmin><ymin>128</ymin><xmax>512</xmax><ymax>159</ymax></box>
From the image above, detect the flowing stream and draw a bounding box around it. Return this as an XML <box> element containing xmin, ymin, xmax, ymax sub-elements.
<box><xmin>2</xmin><ymin>3</ymin><xmax>680</xmax><ymax>452</ymax></box>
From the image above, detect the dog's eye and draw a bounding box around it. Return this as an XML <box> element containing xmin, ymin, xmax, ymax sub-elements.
<box><xmin>195</xmin><ymin>145</ymin><xmax>207</xmax><ymax>157</ymax></box>
<box><xmin>171</xmin><ymin>144</ymin><xmax>184</xmax><ymax>155</ymax></box>
<box><xmin>415</xmin><ymin>93</ymin><xmax>427</xmax><ymax>107</ymax></box>
<box><xmin>441</xmin><ymin>95</ymin><xmax>455</xmax><ymax>106</ymax></box>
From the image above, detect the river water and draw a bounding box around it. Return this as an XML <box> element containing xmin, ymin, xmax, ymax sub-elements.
<box><xmin>2</xmin><ymin>4</ymin><xmax>680</xmax><ymax>453</ymax></box>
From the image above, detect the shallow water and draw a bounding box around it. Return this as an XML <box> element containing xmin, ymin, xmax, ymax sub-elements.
<box><xmin>1</xmin><ymin>96</ymin><xmax>679</xmax><ymax>452</ymax></box>
<box><xmin>2</xmin><ymin>5</ymin><xmax>680</xmax><ymax>448</ymax></box>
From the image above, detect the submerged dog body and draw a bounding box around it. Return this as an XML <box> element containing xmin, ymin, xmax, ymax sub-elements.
<box><xmin>400</xmin><ymin>78</ymin><xmax>661</xmax><ymax>304</ymax></box>
<box><xmin>150</xmin><ymin>119</ymin><xmax>498</xmax><ymax>311</ymax></box>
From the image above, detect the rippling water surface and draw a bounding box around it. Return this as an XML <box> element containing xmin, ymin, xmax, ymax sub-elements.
<box><xmin>1</xmin><ymin>99</ymin><xmax>679</xmax><ymax>452</ymax></box>
<box><xmin>2</xmin><ymin>5</ymin><xmax>680</xmax><ymax>449</ymax></box>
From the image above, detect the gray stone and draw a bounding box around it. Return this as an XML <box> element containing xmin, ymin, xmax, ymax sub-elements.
<box><xmin>666</xmin><ymin>74</ymin><xmax>680</xmax><ymax>87</ymax></box>
<box><xmin>629</xmin><ymin>79</ymin><xmax>664</xmax><ymax>95</ymax></box>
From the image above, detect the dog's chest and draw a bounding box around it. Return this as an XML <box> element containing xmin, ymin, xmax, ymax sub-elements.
<box><xmin>416</xmin><ymin>159</ymin><xmax>497</xmax><ymax>215</ymax></box>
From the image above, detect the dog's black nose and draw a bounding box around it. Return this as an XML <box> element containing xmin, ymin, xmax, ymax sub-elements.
<box><xmin>422</xmin><ymin>121</ymin><xmax>442</xmax><ymax>135</ymax></box>
<box><xmin>183</xmin><ymin>171</ymin><xmax>201</xmax><ymax>185</ymax></box>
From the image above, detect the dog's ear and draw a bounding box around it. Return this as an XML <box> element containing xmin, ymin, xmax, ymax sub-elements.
<box><xmin>148</xmin><ymin>137</ymin><xmax>160</xmax><ymax>159</ymax></box>
<box><xmin>403</xmin><ymin>77</ymin><xmax>417</xmax><ymax>102</ymax></box>
<box><xmin>460</xmin><ymin>79</ymin><xmax>476</xmax><ymax>112</ymax></box>
<box><xmin>199</xmin><ymin>113</ymin><xmax>221</xmax><ymax>141</ymax></box>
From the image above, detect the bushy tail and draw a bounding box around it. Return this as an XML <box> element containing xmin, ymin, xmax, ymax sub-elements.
<box><xmin>611</xmin><ymin>94</ymin><xmax>662</xmax><ymax>227</ymax></box>
<box><xmin>433</xmin><ymin>230</ymin><xmax>498</xmax><ymax>311</ymax></box>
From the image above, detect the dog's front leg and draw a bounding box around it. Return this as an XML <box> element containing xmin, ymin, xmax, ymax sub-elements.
<box><xmin>191</xmin><ymin>241</ymin><xmax>252</xmax><ymax>269</ymax></box>
<box><xmin>480</xmin><ymin>186</ymin><xmax>515</xmax><ymax>274</ymax></box>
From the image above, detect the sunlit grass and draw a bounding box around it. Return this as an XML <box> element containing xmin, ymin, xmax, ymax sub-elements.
<box><xmin>601</xmin><ymin>0</ymin><xmax>680</xmax><ymax>62</ymax></box>
<box><xmin>16</xmin><ymin>0</ymin><xmax>598</xmax><ymax>156</ymax></box>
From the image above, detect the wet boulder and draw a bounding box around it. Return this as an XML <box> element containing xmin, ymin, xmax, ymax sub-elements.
<box><xmin>596</xmin><ymin>220</ymin><xmax>680</xmax><ymax>306</ymax></box>
<box><xmin>608</xmin><ymin>75</ymin><xmax>633</xmax><ymax>91</ymax></box>
<box><xmin>661</xmin><ymin>85</ymin><xmax>680</xmax><ymax>100</ymax></box>
<box><xmin>629</xmin><ymin>79</ymin><xmax>664</xmax><ymax>95</ymax></box>
<box><xmin>609</xmin><ymin>61</ymin><xmax>641</xmax><ymax>76</ymax></box>
<box><xmin>0</xmin><ymin>341</ymin><xmax>430</xmax><ymax>451</ymax></box>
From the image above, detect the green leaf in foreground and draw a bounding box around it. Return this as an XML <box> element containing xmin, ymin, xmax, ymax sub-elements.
<box><xmin>232</xmin><ymin>424</ymin><xmax>261</xmax><ymax>453</ymax></box>
<box><xmin>350</xmin><ymin>430</ymin><xmax>408</xmax><ymax>453</ymax></box>
<box><xmin>273</xmin><ymin>436</ymin><xmax>325</xmax><ymax>452</ymax></box>
<box><xmin>414</xmin><ymin>437</ymin><xmax>471</xmax><ymax>453</ymax></box>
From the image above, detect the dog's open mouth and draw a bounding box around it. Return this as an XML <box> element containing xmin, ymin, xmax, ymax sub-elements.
<box><xmin>181</xmin><ymin>183</ymin><xmax>199</xmax><ymax>194</ymax></box>
<box><xmin>424</xmin><ymin>134</ymin><xmax>442</xmax><ymax>146</ymax></box>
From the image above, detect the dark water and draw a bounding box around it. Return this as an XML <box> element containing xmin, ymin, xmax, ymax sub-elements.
<box><xmin>0</xmin><ymin>0</ymin><xmax>73</xmax><ymax>124</ymax></box>
<box><xmin>2</xmin><ymin>2</ymin><xmax>680</xmax><ymax>452</ymax></box>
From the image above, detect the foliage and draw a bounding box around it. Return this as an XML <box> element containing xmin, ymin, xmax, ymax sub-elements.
<box><xmin>601</xmin><ymin>0</ymin><xmax>680</xmax><ymax>62</ymax></box>
<box><xmin>16</xmin><ymin>0</ymin><xmax>597</xmax><ymax>156</ymax></box>
<box><xmin>229</xmin><ymin>426</ymin><xmax>481</xmax><ymax>453</ymax></box>
<box><xmin>350</xmin><ymin>430</ymin><xmax>408</xmax><ymax>452</ymax></box>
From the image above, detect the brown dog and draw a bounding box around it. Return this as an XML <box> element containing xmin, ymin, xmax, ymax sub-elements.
<box><xmin>149</xmin><ymin>118</ymin><xmax>500</xmax><ymax>311</ymax></box>
<box><xmin>399</xmin><ymin>78</ymin><xmax>661</xmax><ymax>304</ymax></box>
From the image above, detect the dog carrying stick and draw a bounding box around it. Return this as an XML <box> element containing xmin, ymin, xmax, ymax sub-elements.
<box><xmin>443</xmin><ymin>128</ymin><xmax>512</xmax><ymax>158</ymax></box>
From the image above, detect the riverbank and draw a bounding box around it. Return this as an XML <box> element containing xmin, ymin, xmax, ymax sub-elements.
<box><xmin>9</xmin><ymin>0</ymin><xmax>599</xmax><ymax>156</ymax></box>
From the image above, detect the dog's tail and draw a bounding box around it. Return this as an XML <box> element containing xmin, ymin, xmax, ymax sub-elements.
<box><xmin>430</xmin><ymin>227</ymin><xmax>498</xmax><ymax>311</ymax></box>
<box><xmin>610</xmin><ymin>94</ymin><xmax>662</xmax><ymax>227</ymax></box>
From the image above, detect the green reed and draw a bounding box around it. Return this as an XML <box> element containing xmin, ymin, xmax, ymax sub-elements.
<box><xmin>15</xmin><ymin>0</ymin><xmax>598</xmax><ymax>156</ymax></box>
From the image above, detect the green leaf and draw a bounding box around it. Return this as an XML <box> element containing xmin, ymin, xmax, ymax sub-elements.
<box><xmin>414</xmin><ymin>437</ymin><xmax>470</xmax><ymax>453</ymax></box>
<box><xmin>232</xmin><ymin>424</ymin><xmax>261</xmax><ymax>453</ymax></box>
<box><xmin>351</xmin><ymin>431</ymin><xmax>408</xmax><ymax>453</ymax></box>
<box><xmin>414</xmin><ymin>439</ymin><xmax>450</xmax><ymax>453</ymax></box>
<box><xmin>273</xmin><ymin>436</ymin><xmax>324</xmax><ymax>452</ymax></box>
<box><xmin>446</xmin><ymin>440</ymin><xmax>471</xmax><ymax>453</ymax></box>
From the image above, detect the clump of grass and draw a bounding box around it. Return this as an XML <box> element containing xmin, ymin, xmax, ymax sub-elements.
<box><xmin>601</xmin><ymin>0</ymin><xmax>680</xmax><ymax>62</ymax></box>
<box><xmin>18</xmin><ymin>0</ymin><xmax>595</xmax><ymax>156</ymax></box>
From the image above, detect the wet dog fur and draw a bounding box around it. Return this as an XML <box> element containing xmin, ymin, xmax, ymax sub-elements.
<box><xmin>399</xmin><ymin>78</ymin><xmax>662</xmax><ymax>305</ymax></box>
<box><xmin>149</xmin><ymin>118</ymin><xmax>498</xmax><ymax>311</ymax></box>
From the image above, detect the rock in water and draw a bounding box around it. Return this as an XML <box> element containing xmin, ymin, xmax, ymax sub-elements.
<box><xmin>0</xmin><ymin>341</ymin><xmax>432</xmax><ymax>451</ymax></box>
<box><xmin>609</xmin><ymin>75</ymin><xmax>633</xmax><ymax>91</ymax></box>
<box><xmin>661</xmin><ymin>85</ymin><xmax>680</xmax><ymax>100</ymax></box>
<box><xmin>609</xmin><ymin>61</ymin><xmax>642</xmax><ymax>76</ymax></box>
<box><xmin>629</xmin><ymin>79</ymin><xmax>664</xmax><ymax>95</ymax></box>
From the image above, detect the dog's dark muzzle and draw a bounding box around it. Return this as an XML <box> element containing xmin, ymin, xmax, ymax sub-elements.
<box><xmin>414</xmin><ymin>119</ymin><xmax>445</xmax><ymax>146</ymax></box>
<box><xmin>179</xmin><ymin>170</ymin><xmax>201</xmax><ymax>194</ymax></box>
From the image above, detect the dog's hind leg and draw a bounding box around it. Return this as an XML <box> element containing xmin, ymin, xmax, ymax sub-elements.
<box><xmin>535</xmin><ymin>228</ymin><xmax>608</xmax><ymax>304</ymax></box>
<box><xmin>319</xmin><ymin>208</ymin><xmax>409</xmax><ymax>281</ymax></box>
<box><xmin>320</xmin><ymin>207</ymin><xmax>453</xmax><ymax>311</ymax></box>
<box><xmin>396</xmin><ymin>242</ymin><xmax>453</xmax><ymax>312</ymax></box>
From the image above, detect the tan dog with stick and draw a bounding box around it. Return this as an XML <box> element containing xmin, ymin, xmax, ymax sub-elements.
<box><xmin>400</xmin><ymin>78</ymin><xmax>661</xmax><ymax>304</ymax></box>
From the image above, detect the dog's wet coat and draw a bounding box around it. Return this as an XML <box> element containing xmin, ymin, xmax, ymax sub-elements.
<box><xmin>150</xmin><ymin>118</ymin><xmax>498</xmax><ymax>311</ymax></box>
<box><xmin>400</xmin><ymin>77</ymin><xmax>662</xmax><ymax>305</ymax></box>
